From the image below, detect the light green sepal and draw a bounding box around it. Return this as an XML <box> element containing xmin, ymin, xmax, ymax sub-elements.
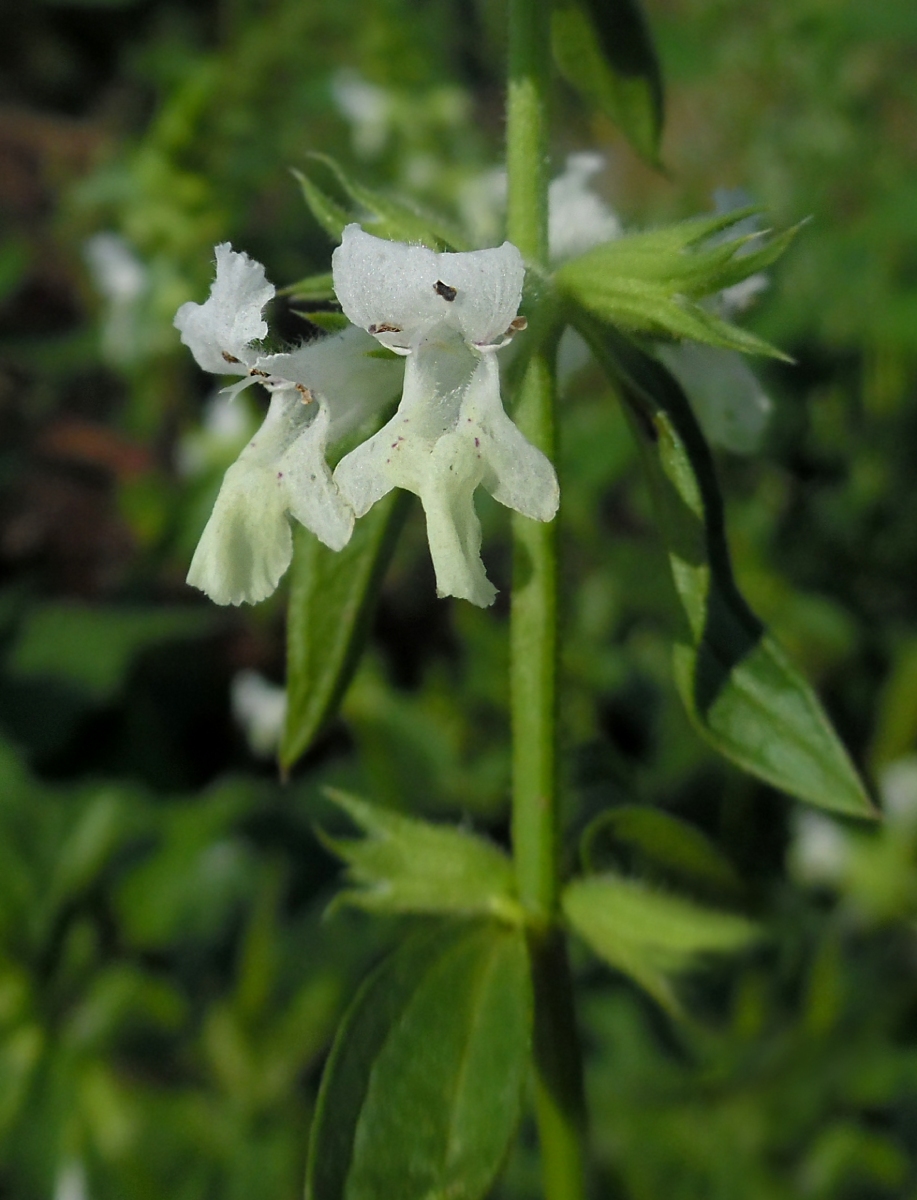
<box><xmin>320</xmin><ymin>790</ymin><xmax>524</xmax><ymax>924</ymax></box>
<box><xmin>563</xmin><ymin>874</ymin><xmax>760</xmax><ymax>1017</ymax></box>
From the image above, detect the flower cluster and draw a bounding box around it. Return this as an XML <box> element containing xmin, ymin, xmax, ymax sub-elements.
<box><xmin>176</xmin><ymin>228</ymin><xmax>558</xmax><ymax>607</ymax></box>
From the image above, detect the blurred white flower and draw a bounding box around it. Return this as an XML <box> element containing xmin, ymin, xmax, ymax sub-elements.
<box><xmin>548</xmin><ymin>152</ymin><xmax>621</xmax><ymax>263</ymax></box>
<box><xmin>231</xmin><ymin>669</ymin><xmax>287</xmax><ymax>757</ymax></box>
<box><xmin>331</xmin><ymin>69</ymin><xmax>392</xmax><ymax>158</ymax></box>
<box><xmin>54</xmin><ymin>1161</ymin><xmax>88</xmax><ymax>1200</ymax></box>
<box><xmin>789</xmin><ymin>811</ymin><xmax>851</xmax><ymax>886</ymax></box>
<box><xmin>83</xmin><ymin>232</ymin><xmax>149</xmax><ymax>366</ymax></box>
<box><xmin>176</xmin><ymin>244</ymin><xmax>401</xmax><ymax>605</ymax></box>
<box><xmin>332</xmin><ymin>224</ymin><xmax>558</xmax><ymax>607</ymax></box>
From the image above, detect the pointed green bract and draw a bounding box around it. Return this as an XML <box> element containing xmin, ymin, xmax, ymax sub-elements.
<box><xmin>552</xmin><ymin>0</ymin><xmax>663</xmax><ymax>166</ymax></box>
<box><xmin>319</xmin><ymin>790</ymin><xmax>523</xmax><ymax>923</ymax></box>
<box><xmin>578</xmin><ymin>316</ymin><xmax>876</xmax><ymax>819</ymax></box>
<box><xmin>280</xmin><ymin>493</ymin><xmax>408</xmax><ymax>773</ymax></box>
<box><xmin>294</xmin><ymin>155</ymin><xmax>466</xmax><ymax>251</ymax></box>
<box><xmin>563</xmin><ymin>874</ymin><xmax>759</xmax><ymax>1016</ymax></box>
<box><xmin>556</xmin><ymin>212</ymin><xmax>797</xmax><ymax>358</ymax></box>
<box><xmin>306</xmin><ymin>922</ymin><xmax>532</xmax><ymax>1200</ymax></box>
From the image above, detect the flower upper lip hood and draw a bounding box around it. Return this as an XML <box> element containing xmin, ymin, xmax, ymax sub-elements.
<box><xmin>332</xmin><ymin>223</ymin><xmax>526</xmax><ymax>352</ymax></box>
<box><xmin>331</xmin><ymin>224</ymin><xmax>558</xmax><ymax>608</ymax></box>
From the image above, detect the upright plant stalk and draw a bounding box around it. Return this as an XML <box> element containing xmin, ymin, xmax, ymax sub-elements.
<box><xmin>507</xmin><ymin>2</ymin><xmax>587</xmax><ymax>1197</ymax></box>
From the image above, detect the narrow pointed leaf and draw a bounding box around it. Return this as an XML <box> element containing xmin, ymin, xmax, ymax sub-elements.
<box><xmin>319</xmin><ymin>790</ymin><xmax>523</xmax><ymax>922</ymax></box>
<box><xmin>563</xmin><ymin>874</ymin><xmax>759</xmax><ymax>1016</ymax></box>
<box><xmin>292</xmin><ymin>168</ymin><xmax>350</xmax><ymax>242</ymax></box>
<box><xmin>552</xmin><ymin>0</ymin><xmax>663</xmax><ymax>166</ymax></box>
<box><xmin>307</xmin><ymin>153</ymin><xmax>468</xmax><ymax>251</ymax></box>
<box><xmin>278</xmin><ymin>270</ymin><xmax>335</xmax><ymax>302</ymax></box>
<box><xmin>581</xmin><ymin>805</ymin><xmax>743</xmax><ymax>901</ymax></box>
<box><xmin>306</xmin><ymin>921</ymin><xmax>532</xmax><ymax>1200</ymax></box>
<box><xmin>577</xmin><ymin>314</ymin><xmax>876</xmax><ymax>818</ymax></box>
<box><xmin>280</xmin><ymin>492</ymin><xmax>409</xmax><ymax>772</ymax></box>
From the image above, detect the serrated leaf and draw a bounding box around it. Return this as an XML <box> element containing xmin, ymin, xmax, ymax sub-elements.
<box><xmin>553</xmin><ymin>0</ymin><xmax>663</xmax><ymax>165</ymax></box>
<box><xmin>319</xmin><ymin>790</ymin><xmax>523</xmax><ymax>923</ymax></box>
<box><xmin>577</xmin><ymin>316</ymin><xmax>876</xmax><ymax>819</ymax></box>
<box><xmin>306</xmin><ymin>921</ymin><xmax>532</xmax><ymax>1200</ymax></box>
<box><xmin>280</xmin><ymin>492</ymin><xmax>409</xmax><ymax>773</ymax></box>
<box><xmin>563</xmin><ymin>874</ymin><xmax>758</xmax><ymax>1015</ymax></box>
<box><xmin>581</xmin><ymin>805</ymin><xmax>742</xmax><ymax>900</ymax></box>
<box><xmin>556</xmin><ymin>212</ymin><xmax>796</xmax><ymax>358</ymax></box>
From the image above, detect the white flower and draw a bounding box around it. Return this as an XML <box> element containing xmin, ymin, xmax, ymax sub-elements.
<box><xmin>176</xmin><ymin>244</ymin><xmax>401</xmax><ymax>605</ymax></box>
<box><xmin>548</xmin><ymin>152</ymin><xmax>621</xmax><ymax>263</ymax></box>
<box><xmin>331</xmin><ymin>224</ymin><xmax>558</xmax><ymax>607</ymax></box>
<box><xmin>231</xmin><ymin>669</ymin><xmax>288</xmax><ymax>757</ymax></box>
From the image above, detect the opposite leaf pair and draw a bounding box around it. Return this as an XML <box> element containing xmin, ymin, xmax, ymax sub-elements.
<box><xmin>175</xmin><ymin>228</ymin><xmax>558</xmax><ymax>608</ymax></box>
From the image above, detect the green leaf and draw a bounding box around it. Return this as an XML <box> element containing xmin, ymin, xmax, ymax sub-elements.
<box><xmin>294</xmin><ymin>155</ymin><xmax>466</xmax><ymax>251</ymax></box>
<box><xmin>7</xmin><ymin>603</ymin><xmax>214</xmax><ymax>701</ymax></box>
<box><xmin>581</xmin><ymin>805</ymin><xmax>743</xmax><ymax>901</ymax></box>
<box><xmin>306</xmin><ymin>921</ymin><xmax>532</xmax><ymax>1200</ymax></box>
<box><xmin>280</xmin><ymin>492</ymin><xmax>409</xmax><ymax>772</ymax></box>
<box><xmin>292</xmin><ymin>168</ymin><xmax>351</xmax><ymax>242</ymax></box>
<box><xmin>563</xmin><ymin>874</ymin><xmax>759</xmax><ymax>1016</ymax></box>
<box><xmin>319</xmin><ymin>790</ymin><xmax>523</xmax><ymax>923</ymax></box>
<box><xmin>278</xmin><ymin>270</ymin><xmax>335</xmax><ymax>302</ymax></box>
<box><xmin>556</xmin><ymin>211</ymin><xmax>796</xmax><ymax>358</ymax></box>
<box><xmin>577</xmin><ymin>316</ymin><xmax>876</xmax><ymax>819</ymax></box>
<box><xmin>552</xmin><ymin>0</ymin><xmax>663</xmax><ymax>165</ymax></box>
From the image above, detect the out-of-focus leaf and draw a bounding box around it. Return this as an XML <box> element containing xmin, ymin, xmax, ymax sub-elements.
<box><xmin>294</xmin><ymin>155</ymin><xmax>466</xmax><ymax>250</ymax></box>
<box><xmin>563</xmin><ymin>874</ymin><xmax>759</xmax><ymax>1016</ymax></box>
<box><xmin>319</xmin><ymin>790</ymin><xmax>522</xmax><ymax>923</ymax></box>
<box><xmin>556</xmin><ymin>211</ymin><xmax>796</xmax><ymax>357</ymax></box>
<box><xmin>552</xmin><ymin>0</ymin><xmax>663</xmax><ymax>165</ymax></box>
<box><xmin>577</xmin><ymin>316</ymin><xmax>875</xmax><ymax>819</ymax></box>
<box><xmin>279</xmin><ymin>271</ymin><xmax>335</xmax><ymax>302</ymax></box>
<box><xmin>7</xmin><ymin>604</ymin><xmax>214</xmax><ymax>702</ymax></box>
<box><xmin>281</xmin><ymin>492</ymin><xmax>409</xmax><ymax>773</ymax></box>
<box><xmin>306</xmin><ymin>921</ymin><xmax>531</xmax><ymax>1200</ymax></box>
<box><xmin>581</xmin><ymin>804</ymin><xmax>742</xmax><ymax>900</ymax></box>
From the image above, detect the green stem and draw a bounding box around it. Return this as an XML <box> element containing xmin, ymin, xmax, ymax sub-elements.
<box><xmin>507</xmin><ymin>3</ymin><xmax>588</xmax><ymax>1197</ymax></box>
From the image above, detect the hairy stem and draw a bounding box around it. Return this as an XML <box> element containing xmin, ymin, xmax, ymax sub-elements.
<box><xmin>507</xmin><ymin>2</ymin><xmax>588</xmax><ymax>1197</ymax></box>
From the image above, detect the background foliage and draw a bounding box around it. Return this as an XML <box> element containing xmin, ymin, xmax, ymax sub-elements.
<box><xmin>2</xmin><ymin>0</ymin><xmax>917</xmax><ymax>1196</ymax></box>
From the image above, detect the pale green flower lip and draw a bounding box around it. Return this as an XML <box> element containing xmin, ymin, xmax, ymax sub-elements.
<box><xmin>177</xmin><ymin>244</ymin><xmax>400</xmax><ymax>606</ymax></box>
<box><xmin>332</xmin><ymin>225</ymin><xmax>558</xmax><ymax>608</ymax></box>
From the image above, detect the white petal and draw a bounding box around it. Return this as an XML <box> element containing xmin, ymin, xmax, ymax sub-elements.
<box><xmin>462</xmin><ymin>354</ymin><xmax>559</xmax><ymax>522</ymax></box>
<box><xmin>548</xmin><ymin>153</ymin><xmax>621</xmax><ymax>263</ymax></box>
<box><xmin>278</xmin><ymin>403</ymin><xmax>354</xmax><ymax>550</ymax></box>
<box><xmin>332</xmin><ymin>224</ymin><xmax>524</xmax><ymax>350</ymax></box>
<box><xmin>256</xmin><ymin>325</ymin><xmax>402</xmax><ymax>442</ymax></box>
<box><xmin>187</xmin><ymin>389</ymin><xmax>353</xmax><ymax>605</ymax></box>
<box><xmin>658</xmin><ymin>343</ymin><xmax>772</xmax><ymax>455</ymax></box>
<box><xmin>174</xmin><ymin>243</ymin><xmax>274</xmax><ymax>374</ymax></box>
<box><xmin>334</xmin><ymin>339</ymin><xmax>476</xmax><ymax>514</ymax></box>
<box><xmin>422</xmin><ymin>433</ymin><xmax>494</xmax><ymax>607</ymax></box>
<box><xmin>187</xmin><ymin>457</ymin><xmax>293</xmax><ymax>605</ymax></box>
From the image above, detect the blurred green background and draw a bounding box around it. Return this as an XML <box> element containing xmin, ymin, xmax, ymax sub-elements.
<box><xmin>2</xmin><ymin>0</ymin><xmax>917</xmax><ymax>1196</ymax></box>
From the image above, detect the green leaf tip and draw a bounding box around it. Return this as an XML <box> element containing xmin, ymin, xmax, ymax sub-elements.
<box><xmin>578</xmin><ymin>317</ymin><xmax>877</xmax><ymax>820</ymax></box>
<box><xmin>295</xmin><ymin>153</ymin><xmax>466</xmax><ymax>251</ymax></box>
<box><xmin>552</xmin><ymin>0</ymin><xmax>664</xmax><ymax>167</ymax></box>
<box><xmin>557</xmin><ymin>210</ymin><xmax>798</xmax><ymax>360</ymax></box>
<box><xmin>306</xmin><ymin>921</ymin><xmax>532</xmax><ymax>1200</ymax></box>
<box><xmin>319</xmin><ymin>789</ymin><xmax>524</xmax><ymax>923</ymax></box>
<box><xmin>563</xmin><ymin>874</ymin><xmax>760</xmax><ymax>1017</ymax></box>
